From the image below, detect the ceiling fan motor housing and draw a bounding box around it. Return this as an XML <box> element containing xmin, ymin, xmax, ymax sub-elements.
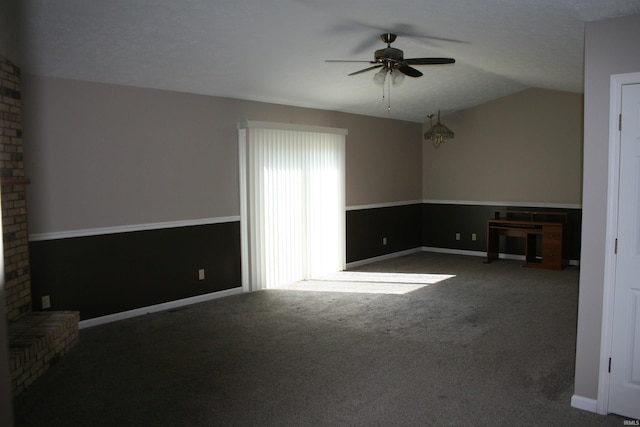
<box><xmin>375</xmin><ymin>47</ymin><xmax>404</xmax><ymax>65</ymax></box>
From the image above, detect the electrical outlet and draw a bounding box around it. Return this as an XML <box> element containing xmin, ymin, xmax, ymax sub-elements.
<box><xmin>41</xmin><ymin>295</ymin><xmax>51</xmax><ymax>309</ymax></box>
<box><xmin>383</xmin><ymin>237</ymin><xmax>388</xmax><ymax>246</ymax></box>
<box><xmin>472</xmin><ymin>233</ymin><xmax>477</xmax><ymax>241</ymax></box>
<box><xmin>455</xmin><ymin>232</ymin><xmax>461</xmax><ymax>241</ymax></box>
<box><xmin>198</xmin><ymin>269</ymin><xmax>205</xmax><ymax>281</ymax></box>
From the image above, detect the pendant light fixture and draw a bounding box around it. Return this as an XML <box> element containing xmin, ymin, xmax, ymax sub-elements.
<box><xmin>424</xmin><ymin>110</ymin><xmax>454</xmax><ymax>148</ymax></box>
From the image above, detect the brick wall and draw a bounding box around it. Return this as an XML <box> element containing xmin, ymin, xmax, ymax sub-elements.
<box><xmin>8</xmin><ymin>311</ymin><xmax>79</xmax><ymax>394</ymax></box>
<box><xmin>1</xmin><ymin>55</ymin><xmax>79</xmax><ymax>395</ymax></box>
<box><xmin>1</xmin><ymin>55</ymin><xmax>31</xmax><ymax>322</ymax></box>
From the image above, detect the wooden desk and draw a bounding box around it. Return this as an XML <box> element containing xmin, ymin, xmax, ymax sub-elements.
<box><xmin>486</xmin><ymin>210</ymin><xmax>568</xmax><ymax>270</ymax></box>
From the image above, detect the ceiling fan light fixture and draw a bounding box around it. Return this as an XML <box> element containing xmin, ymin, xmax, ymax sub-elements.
<box><xmin>373</xmin><ymin>68</ymin><xmax>387</xmax><ymax>86</ymax></box>
<box><xmin>424</xmin><ymin>110</ymin><xmax>454</xmax><ymax>148</ymax></box>
<box><xmin>391</xmin><ymin>69</ymin><xmax>405</xmax><ymax>87</ymax></box>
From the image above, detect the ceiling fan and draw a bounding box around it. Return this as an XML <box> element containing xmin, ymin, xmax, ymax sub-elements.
<box><xmin>326</xmin><ymin>33</ymin><xmax>455</xmax><ymax>85</ymax></box>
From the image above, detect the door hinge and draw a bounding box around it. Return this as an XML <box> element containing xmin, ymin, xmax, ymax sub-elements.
<box><xmin>608</xmin><ymin>357</ymin><xmax>612</xmax><ymax>373</ymax></box>
<box><xmin>619</xmin><ymin>114</ymin><xmax>622</xmax><ymax>131</ymax></box>
<box><xmin>615</xmin><ymin>238</ymin><xmax>618</xmax><ymax>254</ymax></box>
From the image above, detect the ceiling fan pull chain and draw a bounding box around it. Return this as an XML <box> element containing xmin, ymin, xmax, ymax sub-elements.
<box><xmin>387</xmin><ymin>74</ymin><xmax>392</xmax><ymax>113</ymax></box>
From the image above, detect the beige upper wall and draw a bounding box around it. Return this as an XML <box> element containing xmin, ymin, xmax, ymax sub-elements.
<box><xmin>422</xmin><ymin>88</ymin><xmax>583</xmax><ymax>204</ymax></box>
<box><xmin>574</xmin><ymin>14</ymin><xmax>640</xmax><ymax>401</ymax></box>
<box><xmin>21</xmin><ymin>75</ymin><xmax>584</xmax><ymax>237</ymax></box>
<box><xmin>21</xmin><ymin>75</ymin><xmax>422</xmax><ymax>235</ymax></box>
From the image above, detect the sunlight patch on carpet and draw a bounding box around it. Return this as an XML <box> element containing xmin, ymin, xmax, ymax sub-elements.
<box><xmin>280</xmin><ymin>271</ymin><xmax>456</xmax><ymax>295</ymax></box>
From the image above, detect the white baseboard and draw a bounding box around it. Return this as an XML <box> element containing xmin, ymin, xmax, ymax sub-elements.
<box><xmin>422</xmin><ymin>246</ymin><xmax>489</xmax><ymax>258</ymax></box>
<box><xmin>348</xmin><ymin>247</ymin><xmax>579</xmax><ymax>268</ymax></box>
<box><xmin>81</xmin><ymin>244</ymin><xmax>579</xmax><ymax>328</ymax></box>
<box><xmin>422</xmin><ymin>246</ymin><xmax>580</xmax><ymax>266</ymax></box>
<box><xmin>422</xmin><ymin>246</ymin><xmax>528</xmax><ymax>261</ymax></box>
<box><xmin>79</xmin><ymin>287</ymin><xmax>243</xmax><ymax>329</ymax></box>
<box><xmin>570</xmin><ymin>395</ymin><xmax>598</xmax><ymax>413</ymax></box>
<box><xmin>346</xmin><ymin>248</ymin><xmax>422</xmax><ymax>268</ymax></box>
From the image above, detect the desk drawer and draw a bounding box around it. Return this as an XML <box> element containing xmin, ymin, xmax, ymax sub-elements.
<box><xmin>544</xmin><ymin>240</ymin><xmax>562</xmax><ymax>255</ymax></box>
<box><xmin>543</xmin><ymin>225</ymin><xmax>562</xmax><ymax>242</ymax></box>
<box><xmin>543</xmin><ymin>242</ymin><xmax>563</xmax><ymax>268</ymax></box>
<box><xmin>544</xmin><ymin>246</ymin><xmax>562</xmax><ymax>258</ymax></box>
<box><xmin>542</xmin><ymin>253</ymin><xmax>563</xmax><ymax>269</ymax></box>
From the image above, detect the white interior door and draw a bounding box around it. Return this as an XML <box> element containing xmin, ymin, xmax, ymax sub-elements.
<box><xmin>609</xmin><ymin>82</ymin><xmax>640</xmax><ymax>419</ymax></box>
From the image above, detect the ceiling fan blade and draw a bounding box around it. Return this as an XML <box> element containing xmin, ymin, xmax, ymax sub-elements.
<box><xmin>348</xmin><ymin>64</ymin><xmax>384</xmax><ymax>76</ymax></box>
<box><xmin>397</xmin><ymin>65</ymin><xmax>423</xmax><ymax>77</ymax></box>
<box><xmin>325</xmin><ymin>60</ymin><xmax>375</xmax><ymax>63</ymax></box>
<box><xmin>326</xmin><ymin>21</ymin><xmax>467</xmax><ymax>50</ymax></box>
<box><xmin>405</xmin><ymin>58</ymin><xmax>456</xmax><ymax>65</ymax></box>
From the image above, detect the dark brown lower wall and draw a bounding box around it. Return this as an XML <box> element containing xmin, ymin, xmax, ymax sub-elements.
<box><xmin>346</xmin><ymin>202</ymin><xmax>582</xmax><ymax>264</ymax></box>
<box><xmin>28</xmin><ymin>222</ymin><xmax>241</xmax><ymax>320</ymax></box>
<box><xmin>422</xmin><ymin>203</ymin><xmax>582</xmax><ymax>261</ymax></box>
<box><xmin>28</xmin><ymin>204</ymin><xmax>582</xmax><ymax>320</ymax></box>
<box><xmin>346</xmin><ymin>204</ymin><xmax>422</xmax><ymax>263</ymax></box>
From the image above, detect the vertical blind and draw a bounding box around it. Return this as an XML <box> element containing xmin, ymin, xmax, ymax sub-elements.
<box><xmin>238</xmin><ymin>121</ymin><xmax>347</xmax><ymax>291</ymax></box>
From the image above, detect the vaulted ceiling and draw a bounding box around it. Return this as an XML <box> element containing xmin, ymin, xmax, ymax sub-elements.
<box><xmin>8</xmin><ymin>0</ymin><xmax>640</xmax><ymax>122</ymax></box>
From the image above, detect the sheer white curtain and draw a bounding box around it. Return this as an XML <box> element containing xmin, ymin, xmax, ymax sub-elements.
<box><xmin>238</xmin><ymin>121</ymin><xmax>347</xmax><ymax>291</ymax></box>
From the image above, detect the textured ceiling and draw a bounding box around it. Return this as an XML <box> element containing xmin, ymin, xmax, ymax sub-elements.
<box><xmin>11</xmin><ymin>0</ymin><xmax>640</xmax><ymax>123</ymax></box>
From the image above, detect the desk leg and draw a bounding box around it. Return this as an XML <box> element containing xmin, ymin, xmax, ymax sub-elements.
<box><xmin>486</xmin><ymin>227</ymin><xmax>498</xmax><ymax>263</ymax></box>
<box><xmin>525</xmin><ymin>233</ymin><xmax>538</xmax><ymax>266</ymax></box>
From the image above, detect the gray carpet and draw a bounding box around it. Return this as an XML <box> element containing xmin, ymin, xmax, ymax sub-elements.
<box><xmin>13</xmin><ymin>252</ymin><xmax>625</xmax><ymax>426</ymax></box>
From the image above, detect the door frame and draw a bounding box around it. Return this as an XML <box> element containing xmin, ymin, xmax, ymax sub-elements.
<box><xmin>598</xmin><ymin>71</ymin><xmax>640</xmax><ymax>414</ymax></box>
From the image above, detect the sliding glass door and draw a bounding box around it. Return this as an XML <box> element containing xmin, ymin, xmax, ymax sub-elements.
<box><xmin>238</xmin><ymin>121</ymin><xmax>347</xmax><ymax>291</ymax></box>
